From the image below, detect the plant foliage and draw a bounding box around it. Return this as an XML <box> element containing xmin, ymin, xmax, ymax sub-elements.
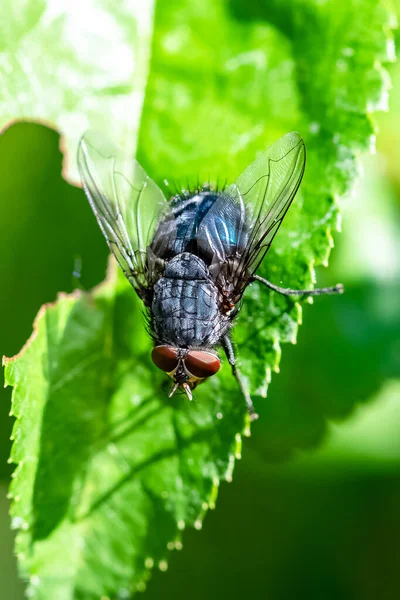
<box><xmin>3</xmin><ymin>0</ymin><xmax>396</xmax><ymax>597</ymax></box>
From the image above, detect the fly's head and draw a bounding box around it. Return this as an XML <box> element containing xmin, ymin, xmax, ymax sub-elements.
<box><xmin>151</xmin><ymin>345</ymin><xmax>221</xmax><ymax>400</ymax></box>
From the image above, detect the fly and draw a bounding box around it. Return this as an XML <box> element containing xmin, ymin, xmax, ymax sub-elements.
<box><xmin>78</xmin><ymin>131</ymin><xmax>343</xmax><ymax>420</ymax></box>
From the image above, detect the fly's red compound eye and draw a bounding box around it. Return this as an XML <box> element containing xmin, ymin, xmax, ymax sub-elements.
<box><xmin>151</xmin><ymin>346</ymin><xmax>179</xmax><ymax>373</ymax></box>
<box><xmin>185</xmin><ymin>350</ymin><xmax>221</xmax><ymax>379</ymax></box>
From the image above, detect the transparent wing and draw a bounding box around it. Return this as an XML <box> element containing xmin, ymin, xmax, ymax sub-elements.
<box><xmin>78</xmin><ymin>130</ymin><xmax>173</xmax><ymax>299</ymax></box>
<box><xmin>197</xmin><ymin>132</ymin><xmax>306</xmax><ymax>302</ymax></box>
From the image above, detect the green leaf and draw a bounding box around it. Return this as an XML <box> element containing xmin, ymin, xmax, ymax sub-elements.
<box><xmin>0</xmin><ymin>1</ymin><xmax>155</xmax><ymax>182</ymax></box>
<box><xmin>137</xmin><ymin>0</ymin><xmax>396</xmax><ymax>393</ymax></box>
<box><xmin>5</xmin><ymin>266</ymin><xmax>243</xmax><ymax>598</ymax></box>
<box><xmin>3</xmin><ymin>0</ymin><xmax>396</xmax><ymax>598</ymax></box>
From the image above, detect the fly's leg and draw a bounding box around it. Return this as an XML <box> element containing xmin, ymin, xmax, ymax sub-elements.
<box><xmin>251</xmin><ymin>275</ymin><xmax>343</xmax><ymax>297</ymax></box>
<box><xmin>222</xmin><ymin>335</ymin><xmax>259</xmax><ymax>421</ymax></box>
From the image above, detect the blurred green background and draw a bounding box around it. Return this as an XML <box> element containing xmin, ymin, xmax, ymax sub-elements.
<box><xmin>1</xmin><ymin>13</ymin><xmax>400</xmax><ymax>600</ymax></box>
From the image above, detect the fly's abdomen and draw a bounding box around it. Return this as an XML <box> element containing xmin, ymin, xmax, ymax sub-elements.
<box><xmin>151</xmin><ymin>253</ymin><xmax>228</xmax><ymax>347</ymax></box>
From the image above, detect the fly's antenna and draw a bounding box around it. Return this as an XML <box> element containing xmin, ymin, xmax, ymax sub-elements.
<box><xmin>169</xmin><ymin>382</ymin><xmax>180</xmax><ymax>398</ymax></box>
<box><xmin>182</xmin><ymin>383</ymin><xmax>193</xmax><ymax>401</ymax></box>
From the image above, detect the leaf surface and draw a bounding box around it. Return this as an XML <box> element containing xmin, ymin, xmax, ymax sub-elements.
<box><xmin>0</xmin><ymin>0</ymin><xmax>155</xmax><ymax>182</ymax></box>
<box><xmin>5</xmin><ymin>269</ymin><xmax>243</xmax><ymax>598</ymax></box>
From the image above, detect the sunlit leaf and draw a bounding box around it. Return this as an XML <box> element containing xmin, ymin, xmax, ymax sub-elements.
<box><xmin>5</xmin><ymin>267</ymin><xmax>243</xmax><ymax>598</ymax></box>
<box><xmin>0</xmin><ymin>0</ymin><xmax>155</xmax><ymax>182</ymax></box>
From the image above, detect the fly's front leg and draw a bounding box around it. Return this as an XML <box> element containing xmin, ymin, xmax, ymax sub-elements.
<box><xmin>251</xmin><ymin>274</ymin><xmax>344</xmax><ymax>297</ymax></box>
<box><xmin>222</xmin><ymin>335</ymin><xmax>259</xmax><ymax>421</ymax></box>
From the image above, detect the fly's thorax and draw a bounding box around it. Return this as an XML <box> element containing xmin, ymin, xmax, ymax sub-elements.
<box><xmin>150</xmin><ymin>191</ymin><xmax>220</xmax><ymax>259</ymax></box>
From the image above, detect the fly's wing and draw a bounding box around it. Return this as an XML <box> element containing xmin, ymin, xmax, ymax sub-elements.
<box><xmin>197</xmin><ymin>132</ymin><xmax>306</xmax><ymax>302</ymax></box>
<box><xmin>78</xmin><ymin>130</ymin><xmax>174</xmax><ymax>300</ymax></box>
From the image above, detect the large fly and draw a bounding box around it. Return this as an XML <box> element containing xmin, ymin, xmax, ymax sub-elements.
<box><xmin>78</xmin><ymin>131</ymin><xmax>343</xmax><ymax>420</ymax></box>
